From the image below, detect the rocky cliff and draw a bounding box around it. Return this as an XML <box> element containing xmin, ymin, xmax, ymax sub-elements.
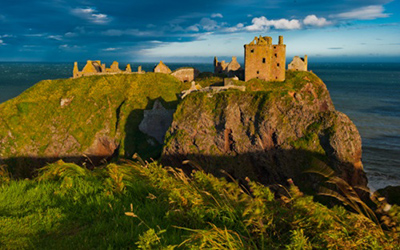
<box><xmin>0</xmin><ymin>73</ymin><xmax>189</xmax><ymax>177</ymax></box>
<box><xmin>162</xmin><ymin>71</ymin><xmax>367</xmax><ymax>190</ymax></box>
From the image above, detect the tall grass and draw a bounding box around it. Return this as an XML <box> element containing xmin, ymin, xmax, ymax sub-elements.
<box><xmin>0</xmin><ymin>160</ymin><xmax>398</xmax><ymax>249</ymax></box>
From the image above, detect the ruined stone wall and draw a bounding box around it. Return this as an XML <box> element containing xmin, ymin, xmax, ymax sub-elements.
<box><xmin>288</xmin><ymin>56</ymin><xmax>308</xmax><ymax>71</ymax></box>
<box><xmin>73</xmin><ymin>61</ymin><xmax>141</xmax><ymax>78</ymax></box>
<box><xmin>154</xmin><ymin>61</ymin><xmax>172</xmax><ymax>74</ymax></box>
<box><xmin>171</xmin><ymin>68</ymin><xmax>199</xmax><ymax>82</ymax></box>
<box><xmin>244</xmin><ymin>36</ymin><xmax>286</xmax><ymax>82</ymax></box>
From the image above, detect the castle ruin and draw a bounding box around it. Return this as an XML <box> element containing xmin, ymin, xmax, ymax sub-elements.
<box><xmin>214</xmin><ymin>56</ymin><xmax>242</xmax><ymax>77</ymax></box>
<box><xmin>73</xmin><ymin>60</ymin><xmax>143</xmax><ymax>78</ymax></box>
<box><xmin>288</xmin><ymin>55</ymin><xmax>308</xmax><ymax>71</ymax></box>
<box><xmin>244</xmin><ymin>35</ymin><xmax>286</xmax><ymax>82</ymax></box>
<box><xmin>153</xmin><ymin>61</ymin><xmax>172</xmax><ymax>74</ymax></box>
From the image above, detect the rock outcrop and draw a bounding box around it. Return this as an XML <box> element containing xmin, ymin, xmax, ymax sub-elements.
<box><xmin>162</xmin><ymin>71</ymin><xmax>368</xmax><ymax>191</ymax></box>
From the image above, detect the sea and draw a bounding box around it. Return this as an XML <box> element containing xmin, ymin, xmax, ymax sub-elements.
<box><xmin>0</xmin><ymin>62</ymin><xmax>399</xmax><ymax>190</ymax></box>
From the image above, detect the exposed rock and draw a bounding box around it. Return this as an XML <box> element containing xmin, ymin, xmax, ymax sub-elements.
<box><xmin>376</xmin><ymin>186</ymin><xmax>400</xmax><ymax>205</ymax></box>
<box><xmin>162</xmin><ymin>72</ymin><xmax>368</xmax><ymax>191</ymax></box>
<box><xmin>60</xmin><ymin>96</ymin><xmax>74</xmax><ymax>107</ymax></box>
<box><xmin>139</xmin><ymin>100</ymin><xmax>175</xmax><ymax>144</ymax></box>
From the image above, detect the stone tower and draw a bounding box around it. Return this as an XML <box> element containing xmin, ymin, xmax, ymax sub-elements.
<box><xmin>244</xmin><ymin>35</ymin><xmax>286</xmax><ymax>82</ymax></box>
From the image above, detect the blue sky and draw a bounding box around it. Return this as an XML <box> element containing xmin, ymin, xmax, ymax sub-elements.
<box><xmin>0</xmin><ymin>0</ymin><xmax>399</xmax><ymax>62</ymax></box>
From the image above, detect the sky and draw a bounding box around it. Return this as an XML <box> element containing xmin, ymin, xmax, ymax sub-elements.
<box><xmin>0</xmin><ymin>0</ymin><xmax>399</xmax><ymax>63</ymax></box>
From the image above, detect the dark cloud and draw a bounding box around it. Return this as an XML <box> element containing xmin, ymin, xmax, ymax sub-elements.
<box><xmin>327</xmin><ymin>47</ymin><xmax>344</xmax><ymax>50</ymax></box>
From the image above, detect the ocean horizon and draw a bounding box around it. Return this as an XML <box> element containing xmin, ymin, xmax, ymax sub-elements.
<box><xmin>0</xmin><ymin>61</ymin><xmax>399</xmax><ymax>190</ymax></box>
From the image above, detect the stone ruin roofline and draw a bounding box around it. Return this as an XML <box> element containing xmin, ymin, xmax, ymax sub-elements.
<box><xmin>73</xmin><ymin>60</ymin><xmax>143</xmax><ymax>78</ymax></box>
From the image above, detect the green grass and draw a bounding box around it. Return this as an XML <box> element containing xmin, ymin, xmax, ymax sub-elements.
<box><xmin>0</xmin><ymin>73</ymin><xmax>191</xmax><ymax>174</ymax></box>
<box><xmin>0</xmin><ymin>160</ymin><xmax>399</xmax><ymax>249</ymax></box>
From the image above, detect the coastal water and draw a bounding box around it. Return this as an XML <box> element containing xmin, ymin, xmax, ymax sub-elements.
<box><xmin>0</xmin><ymin>62</ymin><xmax>399</xmax><ymax>190</ymax></box>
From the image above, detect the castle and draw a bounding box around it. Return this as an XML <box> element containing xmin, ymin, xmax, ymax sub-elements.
<box><xmin>244</xmin><ymin>36</ymin><xmax>286</xmax><ymax>81</ymax></box>
<box><xmin>214</xmin><ymin>35</ymin><xmax>308</xmax><ymax>82</ymax></box>
<box><xmin>74</xmin><ymin>35</ymin><xmax>307</xmax><ymax>82</ymax></box>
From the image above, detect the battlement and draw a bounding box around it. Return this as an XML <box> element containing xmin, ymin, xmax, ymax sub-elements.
<box><xmin>245</xmin><ymin>35</ymin><xmax>284</xmax><ymax>46</ymax></box>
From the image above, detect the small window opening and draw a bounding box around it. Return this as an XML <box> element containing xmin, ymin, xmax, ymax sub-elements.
<box><xmin>250</xmin><ymin>49</ymin><xmax>254</xmax><ymax>53</ymax></box>
<box><xmin>275</xmin><ymin>76</ymin><xmax>278</xmax><ymax>80</ymax></box>
<box><xmin>262</xmin><ymin>58</ymin><xmax>266</xmax><ymax>63</ymax></box>
<box><xmin>274</xmin><ymin>53</ymin><xmax>277</xmax><ymax>57</ymax></box>
<box><xmin>277</xmin><ymin>63</ymin><xmax>280</xmax><ymax>67</ymax></box>
<box><xmin>257</xmin><ymin>71</ymin><xmax>259</xmax><ymax>74</ymax></box>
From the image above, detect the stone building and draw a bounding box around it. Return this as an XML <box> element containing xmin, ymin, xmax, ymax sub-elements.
<box><xmin>214</xmin><ymin>56</ymin><xmax>242</xmax><ymax>77</ymax></box>
<box><xmin>288</xmin><ymin>55</ymin><xmax>308</xmax><ymax>71</ymax></box>
<box><xmin>73</xmin><ymin>60</ymin><xmax>136</xmax><ymax>78</ymax></box>
<box><xmin>153</xmin><ymin>61</ymin><xmax>172</xmax><ymax>74</ymax></box>
<box><xmin>244</xmin><ymin>35</ymin><xmax>286</xmax><ymax>82</ymax></box>
<box><xmin>171</xmin><ymin>67</ymin><xmax>200</xmax><ymax>82</ymax></box>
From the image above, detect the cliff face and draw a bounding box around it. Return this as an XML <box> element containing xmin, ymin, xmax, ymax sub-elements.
<box><xmin>0</xmin><ymin>73</ymin><xmax>189</xmax><ymax>177</ymax></box>
<box><xmin>162</xmin><ymin>71</ymin><xmax>367</xmax><ymax>190</ymax></box>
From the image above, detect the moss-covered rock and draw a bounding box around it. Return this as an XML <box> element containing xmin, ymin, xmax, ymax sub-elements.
<box><xmin>162</xmin><ymin>71</ymin><xmax>367</xmax><ymax>191</ymax></box>
<box><xmin>0</xmin><ymin>73</ymin><xmax>190</xmax><ymax>177</ymax></box>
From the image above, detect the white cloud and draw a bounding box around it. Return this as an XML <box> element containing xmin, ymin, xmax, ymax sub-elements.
<box><xmin>223</xmin><ymin>23</ymin><xmax>244</xmax><ymax>32</ymax></box>
<box><xmin>246</xmin><ymin>16</ymin><xmax>301</xmax><ymax>31</ymax></box>
<box><xmin>334</xmin><ymin>5</ymin><xmax>389</xmax><ymax>20</ymax></box>
<box><xmin>102</xmin><ymin>47</ymin><xmax>120</xmax><ymax>51</ymax></box>
<box><xmin>101</xmin><ymin>29</ymin><xmax>160</xmax><ymax>37</ymax></box>
<box><xmin>199</xmin><ymin>18</ymin><xmax>219</xmax><ymax>31</ymax></box>
<box><xmin>211</xmin><ymin>13</ymin><xmax>223</xmax><ymax>18</ymax></box>
<box><xmin>64</xmin><ymin>32</ymin><xmax>76</xmax><ymax>37</ymax></box>
<box><xmin>187</xmin><ymin>25</ymin><xmax>199</xmax><ymax>32</ymax></box>
<box><xmin>25</xmin><ymin>33</ymin><xmax>46</xmax><ymax>37</ymax></box>
<box><xmin>0</xmin><ymin>39</ymin><xmax>5</xmax><ymax>45</ymax></box>
<box><xmin>71</xmin><ymin>7</ymin><xmax>110</xmax><ymax>24</ymax></box>
<box><xmin>59</xmin><ymin>44</ymin><xmax>81</xmax><ymax>50</ymax></box>
<box><xmin>47</xmin><ymin>35</ymin><xmax>63</xmax><ymax>41</ymax></box>
<box><xmin>303</xmin><ymin>15</ymin><xmax>332</xmax><ymax>27</ymax></box>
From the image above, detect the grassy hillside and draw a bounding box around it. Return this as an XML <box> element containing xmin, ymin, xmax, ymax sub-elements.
<box><xmin>0</xmin><ymin>161</ymin><xmax>399</xmax><ymax>249</ymax></box>
<box><xmin>0</xmin><ymin>73</ymin><xmax>190</xmax><ymax>176</ymax></box>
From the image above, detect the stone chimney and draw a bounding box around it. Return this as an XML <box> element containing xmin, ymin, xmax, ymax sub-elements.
<box><xmin>279</xmin><ymin>36</ymin><xmax>283</xmax><ymax>45</ymax></box>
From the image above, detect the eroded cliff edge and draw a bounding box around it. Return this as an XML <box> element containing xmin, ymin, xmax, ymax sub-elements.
<box><xmin>162</xmin><ymin>71</ymin><xmax>367</xmax><ymax>191</ymax></box>
<box><xmin>0</xmin><ymin>70</ymin><xmax>368</xmax><ymax>191</ymax></box>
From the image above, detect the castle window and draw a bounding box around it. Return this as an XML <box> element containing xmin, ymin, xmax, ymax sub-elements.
<box><xmin>251</xmin><ymin>49</ymin><xmax>254</xmax><ymax>53</ymax></box>
<box><xmin>262</xmin><ymin>58</ymin><xmax>266</xmax><ymax>63</ymax></box>
<box><xmin>277</xmin><ymin>63</ymin><xmax>280</xmax><ymax>67</ymax></box>
<box><xmin>275</xmin><ymin>53</ymin><xmax>277</xmax><ymax>57</ymax></box>
<box><xmin>257</xmin><ymin>71</ymin><xmax>259</xmax><ymax>74</ymax></box>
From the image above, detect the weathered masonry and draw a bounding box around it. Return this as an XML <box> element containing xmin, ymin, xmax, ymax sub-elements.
<box><xmin>244</xmin><ymin>36</ymin><xmax>286</xmax><ymax>82</ymax></box>
<box><xmin>73</xmin><ymin>60</ymin><xmax>143</xmax><ymax>78</ymax></box>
